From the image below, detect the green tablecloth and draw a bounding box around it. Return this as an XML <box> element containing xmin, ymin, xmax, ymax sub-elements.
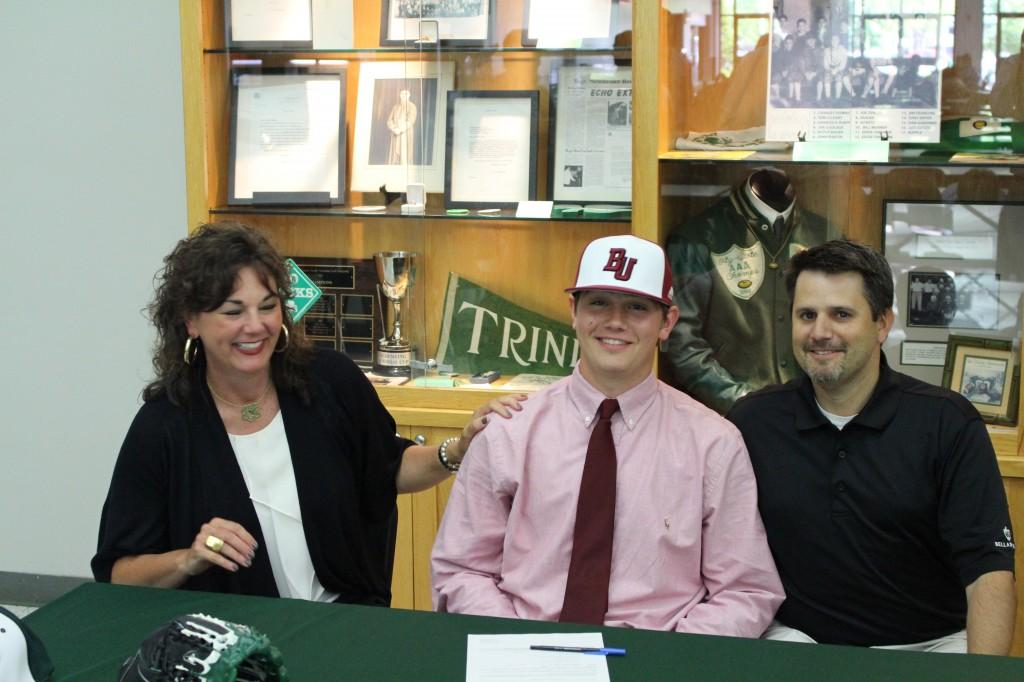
<box><xmin>24</xmin><ymin>583</ymin><xmax>1024</xmax><ymax>680</ymax></box>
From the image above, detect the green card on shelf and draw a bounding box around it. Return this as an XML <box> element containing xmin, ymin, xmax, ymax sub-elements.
<box><xmin>793</xmin><ymin>141</ymin><xmax>890</xmax><ymax>163</ymax></box>
<box><xmin>285</xmin><ymin>258</ymin><xmax>323</xmax><ymax>322</ymax></box>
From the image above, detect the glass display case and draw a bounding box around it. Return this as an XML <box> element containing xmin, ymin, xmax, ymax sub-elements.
<box><xmin>184</xmin><ymin>0</ymin><xmax>635</xmax><ymax>386</ymax></box>
<box><xmin>638</xmin><ymin>2</ymin><xmax>1024</xmax><ymax>452</ymax></box>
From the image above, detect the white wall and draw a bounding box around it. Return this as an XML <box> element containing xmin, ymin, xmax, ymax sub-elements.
<box><xmin>0</xmin><ymin>2</ymin><xmax>186</xmax><ymax>576</ymax></box>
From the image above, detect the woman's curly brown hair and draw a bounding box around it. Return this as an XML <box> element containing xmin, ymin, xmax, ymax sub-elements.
<box><xmin>143</xmin><ymin>222</ymin><xmax>312</xmax><ymax>406</ymax></box>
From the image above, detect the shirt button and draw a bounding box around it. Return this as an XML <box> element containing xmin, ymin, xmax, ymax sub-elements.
<box><xmin>780</xmin><ymin>360</ymin><xmax>788</xmax><ymax>367</ymax></box>
<box><xmin>628</xmin><ymin>419</ymin><xmax>635</xmax><ymax>427</ymax></box>
<box><xmin>838</xmin><ymin>450</ymin><xmax>847</xmax><ymax>459</ymax></box>
<box><xmin>584</xmin><ymin>417</ymin><xmax>591</xmax><ymax>425</ymax></box>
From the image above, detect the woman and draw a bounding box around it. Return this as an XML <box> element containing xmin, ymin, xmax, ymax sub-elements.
<box><xmin>92</xmin><ymin>222</ymin><xmax>516</xmax><ymax>605</ymax></box>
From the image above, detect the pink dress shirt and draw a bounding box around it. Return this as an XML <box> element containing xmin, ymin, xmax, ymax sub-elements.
<box><xmin>431</xmin><ymin>368</ymin><xmax>783</xmax><ymax>636</ymax></box>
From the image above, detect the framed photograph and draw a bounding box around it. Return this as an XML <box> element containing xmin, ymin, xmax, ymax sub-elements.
<box><xmin>227</xmin><ymin>0</ymin><xmax>313</xmax><ymax>49</ymax></box>
<box><xmin>549</xmin><ymin>63</ymin><xmax>631</xmax><ymax>204</ymax></box>
<box><xmin>905</xmin><ymin>271</ymin><xmax>1001</xmax><ymax>330</ymax></box>
<box><xmin>522</xmin><ymin>0</ymin><xmax>629</xmax><ymax>49</ymax></box>
<box><xmin>350</xmin><ymin>61</ymin><xmax>454</xmax><ymax>194</ymax></box>
<box><xmin>765</xmin><ymin>1</ymin><xmax>940</xmax><ymax>143</ymax></box>
<box><xmin>942</xmin><ymin>335</ymin><xmax>1019</xmax><ymax>425</ymax></box>
<box><xmin>229</xmin><ymin>69</ymin><xmax>346</xmax><ymax>205</ymax></box>
<box><xmin>882</xmin><ymin>200</ymin><xmax>1024</xmax><ymax>388</ymax></box>
<box><xmin>380</xmin><ymin>0</ymin><xmax>494</xmax><ymax>47</ymax></box>
<box><xmin>444</xmin><ymin>91</ymin><xmax>539</xmax><ymax>209</ymax></box>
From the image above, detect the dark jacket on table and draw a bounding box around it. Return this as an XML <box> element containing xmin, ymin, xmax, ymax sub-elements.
<box><xmin>92</xmin><ymin>349</ymin><xmax>406</xmax><ymax>606</ymax></box>
<box><xmin>664</xmin><ymin>184</ymin><xmax>829</xmax><ymax>413</ymax></box>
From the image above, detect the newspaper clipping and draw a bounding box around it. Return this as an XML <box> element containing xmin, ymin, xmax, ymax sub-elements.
<box><xmin>552</xmin><ymin>64</ymin><xmax>632</xmax><ymax>203</ymax></box>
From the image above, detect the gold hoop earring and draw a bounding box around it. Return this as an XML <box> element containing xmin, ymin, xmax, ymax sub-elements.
<box><xmin>275</xmin><ymin>325</ymin><xmax>290</xmax><ymax>353</ymax></box>
<box><xmin>184</xmin><ymin>336</ymin><xmax>199</xmax><ymax>365</ymax></box>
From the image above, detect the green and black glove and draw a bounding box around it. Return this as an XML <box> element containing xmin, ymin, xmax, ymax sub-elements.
<box><xmin>118</xmin><ymin>613</ymin><xmax>288</xmax><ymax>682</ymax></box>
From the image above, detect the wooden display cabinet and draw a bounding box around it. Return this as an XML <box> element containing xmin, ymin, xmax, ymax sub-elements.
<box><xmin>634</xmin><ymin>2</ymin><xmax>1024</xmax><ymax>654</ymax></box>
<box><xmin>178</xmin><ymin>0</ymin><xmax>635</xmax><ymax>612</ymax></box>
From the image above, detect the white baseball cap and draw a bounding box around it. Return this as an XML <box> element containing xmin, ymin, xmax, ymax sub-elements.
<box><xmin>0</xmin><ymin>606</ymin><xmax>53</xmax><ymax>682</ymax></box>
<box><xmin>566</xmin><ymin>235</ymin><xmax>674</xmax><ymax>306</ymax></box>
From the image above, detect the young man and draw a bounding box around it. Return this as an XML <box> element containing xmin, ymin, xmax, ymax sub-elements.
<box><xmin>728</xmin><ymin>239</ymin><xmax>1016</xmax><ymax>654</ymax></box>
<box><xmin>431</xmin><ymin>235</ymin><xmax>783</xmax><ymax>636</ymax></box>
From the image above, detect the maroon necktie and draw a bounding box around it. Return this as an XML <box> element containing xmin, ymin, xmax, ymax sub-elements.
<box><xmin>560</xmin><ymin>398</ymin><xmax>619</xmax><ymax>624</ymax></box>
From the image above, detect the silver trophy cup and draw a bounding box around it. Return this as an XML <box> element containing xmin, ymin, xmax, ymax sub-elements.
<box><xmin>374</xmin><ymin>251</ymin><xmax>418</xmax><ymax>376</ymax></box>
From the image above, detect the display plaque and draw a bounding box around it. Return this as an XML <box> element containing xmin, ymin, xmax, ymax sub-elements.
<box><xmin>285</xmin><ymin>256</ymin><xmax>382</xmax><ymax>370</ymax></box>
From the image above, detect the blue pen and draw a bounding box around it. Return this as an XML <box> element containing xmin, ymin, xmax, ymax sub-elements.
<box><xmin>530</xmin><ymin>645</ymin><xmax>626</xmax><ymax>656</ymax></box>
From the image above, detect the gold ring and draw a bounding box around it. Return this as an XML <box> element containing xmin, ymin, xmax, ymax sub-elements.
<box><xmin>205</xmin><ymin>535</ymin><xmax>224</xmax><ymax>553</ymax></box>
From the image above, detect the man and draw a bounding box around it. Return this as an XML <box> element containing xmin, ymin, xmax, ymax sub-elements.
<box><xmin>431</xmin><ymin>235</ymin><xmax>783</xmax><ymax>636</ymax></box>
<box><xmin>728</xmin><ymin>239</ymin><xmax>1016</xmax><ymax>654</ymax></box>
<box><xmin>793</xmin><ymin>18</ymin><xmax>811</xmax><ymax>53</ymax></box>
<box><xmin>386</xmin><ymin>89</ymin><xmax>417</xmax><ymax>165</ymax></box>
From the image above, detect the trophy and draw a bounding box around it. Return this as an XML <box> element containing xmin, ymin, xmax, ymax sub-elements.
<box><xmin>373</xmin><ymin>251</ymin><xmax>419</xmax><ymax>376</ymax></box>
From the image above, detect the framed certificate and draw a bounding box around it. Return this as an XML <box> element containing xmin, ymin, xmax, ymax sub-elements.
<box><xmin>227</xmin><ymin>0</ymin><xmax>313</xmax><ymax>48</ymax></box>
<box><xmin>521</xmin><ymin>0</ymin><xmax>628</xmax><ymax>48</ymax></box>
<box><xmin>444</xmin><ymin>91</ymin><xmax>539</xmax><ymax>209</ymax></box>
<box><xmin>942</xmin><ymin>335</ymin><xmax>1019</xmax><ymax>425</ymax></box>
<box><xmin>350</xmin><ymin>61</ymin><xmax>455</xmax><ymax>194</ymax></box>
<box><xmin>549</xmin><ymin>63</ymin><xmax>632</xmax><ymax>204</ymax></box>
<box><xmin>228</xmin><ymin>69</ymin><xmax>346</xmax><ymax>205</ymax></box>
<box><xmin>380</xmin><ymin>0</ymin><xmax>494</xmax><ymax>47</ymax></box>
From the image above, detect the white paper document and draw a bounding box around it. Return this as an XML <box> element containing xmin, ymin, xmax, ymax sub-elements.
<box><xmin>466</xmin><ymin>632</ymin><xmax>611</xmax><ymax>682</ymax></box>
<box><xmin>230</xmin><ymin>0</ymin><xmax>312</xmax><ymax>43</ymax></box>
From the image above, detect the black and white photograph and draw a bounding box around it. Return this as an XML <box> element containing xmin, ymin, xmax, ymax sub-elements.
<box><xmin>395</xmin><ymin>0</ymin><xmax>482</xmax><ymax>18</ymax></box>
<box><xmin>765</xmin><ymin>2</ymin><xmax>940</xmax><ymax>142</ymax></box>
<box><xmin>906</xmin><ymin>271</ymin><xmax>1000</xmax><ymax>330</ymax></box>
<box><xmin>380</xmin><ymin>0</ymin><xmax>492</xmax><ymax>46</ymax></box>
<box><xmin>351</xmin><ymin>61</ymin><xmax>454</xmax><ymax>193</ymax></box>
<box><xmin>607</xmin><ymin>100</ymin><xmax>631</xmax><ymax>125</ymax></box>
<box><xmin>563</xmin><ymin>165</ymin><xmax>583</xmax><ymax>187</ymax></box>
<box><xmin>368</xmin><ymin>79</ymin><xmax>439</xmax><ymax>167</ymax></box>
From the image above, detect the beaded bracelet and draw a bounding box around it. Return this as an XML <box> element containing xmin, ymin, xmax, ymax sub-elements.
<box><xmin>438</xmin><ymin>436</ymin><xmax>461</xmax><ymax>473</ymax></box>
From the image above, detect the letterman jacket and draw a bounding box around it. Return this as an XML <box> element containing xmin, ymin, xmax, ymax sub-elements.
<box><xmin>664</xmin><ymin>183</ymin><xmax>830</xmax><ymax>414</ymax></box>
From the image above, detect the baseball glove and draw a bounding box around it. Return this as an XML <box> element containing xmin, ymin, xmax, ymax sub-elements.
<box><xmin>118</xmin><ymin>612</ymin><xmax>288</xmax><ymax>682</ymax></box>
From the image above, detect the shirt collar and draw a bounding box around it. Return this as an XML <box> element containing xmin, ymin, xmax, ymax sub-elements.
<box><xmin>567</xmin><ymin>365</ymin><xmax>658</xmax><ymax>431</ymax></box>
<box><xmin>794</xmin><ymin>352</ymin><xmax>901</xmax><ymax>431</ymax></box>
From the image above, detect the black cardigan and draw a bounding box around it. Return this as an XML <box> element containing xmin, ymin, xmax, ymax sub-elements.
<box><xmin>92</xmin><ymin>349</ymin><xmax>407</xmax><ymax>605</ymax></box>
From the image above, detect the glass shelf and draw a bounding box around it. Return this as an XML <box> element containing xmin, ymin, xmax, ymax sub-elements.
<box><xmin>210</xmin><ymin>205</ymin><xmax>631</xmax><ymax>222</ymax></box>
<box><xmin>659</xmin><ymin>148</ymin><xmax>1024</xmax><ymax>168</ymax></box>
<box><xmin>206</xmin><ymin>46</ymin><xmax>631</xmax><ymax>57</ymax></box>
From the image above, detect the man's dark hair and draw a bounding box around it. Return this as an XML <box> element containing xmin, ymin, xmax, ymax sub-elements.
<box><xmin>784</xmin><ymin>238</ymin><xmax>894</xmax><ymax>320</ymax></box>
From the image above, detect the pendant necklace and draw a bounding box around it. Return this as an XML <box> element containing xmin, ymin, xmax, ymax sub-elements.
<box><xmin>208</xmin><ymin>381</ymin><xmax>271</xmax><ymax>423</ymax></box>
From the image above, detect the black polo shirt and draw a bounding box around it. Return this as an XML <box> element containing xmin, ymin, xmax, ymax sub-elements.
<box><xmin>727</xmin><ymin>356</ymin><xmax>1015</xmax><ymax>646</ymax></box>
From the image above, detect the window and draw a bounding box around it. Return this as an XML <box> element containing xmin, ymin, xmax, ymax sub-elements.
<box><xmin>983</xmin><ymin>0</ymin><xmax>1024</xmax><ymax>88</ymax></box>
<box><xmin>719</xmin><ymin>0</ymin><xmax>771</xmax><ymax>78</ymax></box>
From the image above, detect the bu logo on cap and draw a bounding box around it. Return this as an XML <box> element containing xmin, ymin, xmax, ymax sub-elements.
<box><xmin>603</xmin><ymin>248</ymin><xmax>636</xmax><ymax>281</ymax></box>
